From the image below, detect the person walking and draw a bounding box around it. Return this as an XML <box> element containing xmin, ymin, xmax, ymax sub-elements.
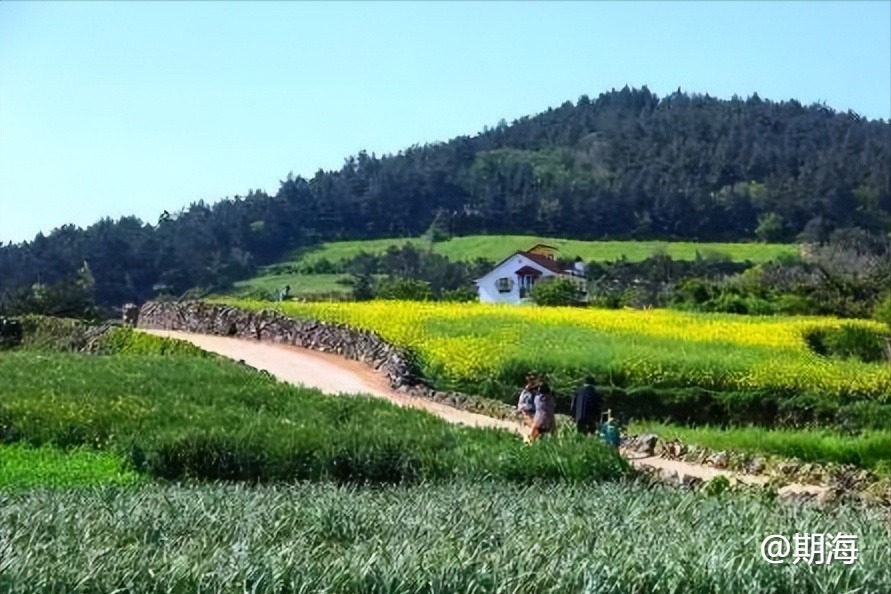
<box><xmin>570</xmin><ymin>376</ymin><xmax>601</xmax><ymax>435</ymax></box>
<box><xmin>517</xmin><ymin>373</ymin><xmax>538</xmax><ymax>427</ymax></box>
<box><xmin>530</xmin><ymin>382</ymin><xmax>556</xmax><ymax>442</ymax></box>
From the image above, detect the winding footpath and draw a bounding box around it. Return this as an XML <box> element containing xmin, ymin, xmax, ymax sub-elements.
<box><xmin>142</xmin><ymin>329</ymin><xmax>825</xmax><ymax>497</ymax></box>
<box><xmin>144</xmin><ymin>330</ymin><xmax>519</xmax><ymax>433</ymax></box>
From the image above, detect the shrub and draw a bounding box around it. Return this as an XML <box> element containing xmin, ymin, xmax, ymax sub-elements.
<box><xmin>440</xmin><ymin>287</ymin><xmax>477</xmax><ymax>302</ymax></box>
<box><xmin>874</xmin><ymin>293</ymin><xmax>891</xmax><ymax>327</ymax></box>
<box><xmin>530</xmin><ymin>277</ymin><xmax>584</xmax><ymax>306</ymax></box>
<box><xmin>703</xmin><ymin>475</ymin><xmax>731</xmax><ymax>496</ymax></box>
<box><xmin>755</xmin><ymin>211</ymin><xmax>785</xmax><ymax>242</ymax></box>
<box><xmin>0</xmin><ymin>317</ymin><xmax>23</xmax><ymax>350</ymax></box>
<box><xmin>18</xmin><ymin>315</ymin><xmax>90</xmax><ymax>352</ymax></box>
<box><xmin>350</xmin><ymin>273</ymin><xmax>375</xmax><ymax>301</ymax></box>
<box><xmin>804</xmin><ymin>324</ymin><xmax>890</xmax><ymax>363</ymax></box>
<box><xmin>95</xmin><ymin>327</ymin><xmax>209</xmax><ymax>357</ymax></box>
<box><xmin>836</xmin><ymin>401</ymin><xmax>891</xmax><ymax>432</ymax></box>
<box><xmin>674</xmin><ymin>278</ymin><xmax>716</xmax><ymax>305</ymax></box>
<box><xmin>375</xmin><ymin>278</ymin><xmax>433</xmax><ymax>301</ymax></box>
<box><xmin>773</xmin><ymin>293</ymin><xmax>815</xmax><ymax>315</ymax></box>
<box><xmin>302</xmin><ymin>257</ymin><xmax>338</xmax><ymax>275</ymax></box>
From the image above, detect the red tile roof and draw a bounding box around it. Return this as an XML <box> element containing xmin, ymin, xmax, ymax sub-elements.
<box><xmin>521</xmin><ymin>251</ymin><xmax>565</xmax><ymax>274</ymax></box>
<box><xmin>514</xmin><ymin>265</ymin><xmax>543</xmax><ymax>276</ymax></box>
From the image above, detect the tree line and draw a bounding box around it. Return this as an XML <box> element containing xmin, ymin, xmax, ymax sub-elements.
<box><xmin>1</xmin><ymin>86</ymin><xmax>888</xmax><ymax>309</ymax></box>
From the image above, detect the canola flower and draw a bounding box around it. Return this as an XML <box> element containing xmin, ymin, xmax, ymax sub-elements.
<box><xmin>225</xmin><ymin>299</ymin><xmax>891</xmax><ymax>400</ymax></box>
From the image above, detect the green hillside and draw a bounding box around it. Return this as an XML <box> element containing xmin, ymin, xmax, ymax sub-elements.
<box><xmin>3</xmin><ymin>89</ymin><xmax>887</xmax><ymax>307</ymax></box>
<box><xmin>286</xmin><ymin>235</ymin><xmax>798</xmax><ymax>268</ymax></box>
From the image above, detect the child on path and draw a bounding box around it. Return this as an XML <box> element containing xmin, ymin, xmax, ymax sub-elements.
<box><xmin>517</xmin><ymin>373</ymin><xmax>539</xmax><ymax>427</ymax></box>
<box><xmin>529</xmin><ymin>382</ymin><xmax>556</xmax><ymax>442</ymax></box>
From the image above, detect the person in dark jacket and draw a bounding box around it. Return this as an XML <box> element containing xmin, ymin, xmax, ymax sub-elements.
<box><xmin>570</xmin><ymin>376</ymin><xmax>601</xmax><ymax>435</ymax></box>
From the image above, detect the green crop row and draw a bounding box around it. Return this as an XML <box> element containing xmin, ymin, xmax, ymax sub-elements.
<box><xmin>0</xmin><ymin>348</ymin><xmax>627</xmax><ymax>485</ymax></box>
<box><xmin>0</xmin><ymin>444</ymin><xmax>142</xmax><ymax>489</ymax></box>
<box><xmin>2</xmin><ymin>480</ymin><xmax>888</xmax><ymax>594</ymax></box>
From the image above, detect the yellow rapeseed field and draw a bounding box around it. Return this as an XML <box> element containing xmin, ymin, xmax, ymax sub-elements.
<box><xmin>227</xmin><ymin>299</ymin><xmax>891</xmax><ymax>400</ymax></box>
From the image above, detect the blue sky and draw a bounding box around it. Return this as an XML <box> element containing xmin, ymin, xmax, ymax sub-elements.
<box><xmin>1</xmin><ymin>1</ymin><xmax>889</xmax><ymax>243</ymax></box>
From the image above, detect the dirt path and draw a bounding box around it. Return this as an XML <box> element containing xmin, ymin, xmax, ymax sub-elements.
<box><xmin>143</xmin><ymin>330</ymin><xmax>520</xmax><ymax>434</ymax></box>
<box><xmin>142</xmin><ymin>329</ymin><xmax>827</xmax><ymax>497</ymax></box>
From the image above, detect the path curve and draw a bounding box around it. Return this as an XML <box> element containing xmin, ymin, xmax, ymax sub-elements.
<box><xmin>142</xmin><ymin>329</ymin><xmax>827</xmax><ymax>497</ymax></box>
<box><xmin>143</xmin><ymin>330</ymin><xmax>520</xmax><ymax>434</ymax></box>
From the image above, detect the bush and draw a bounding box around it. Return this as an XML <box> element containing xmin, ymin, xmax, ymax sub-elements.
<box><xmin>587</xmin><ymin>287</ymin><xmax>623</xmax><ymax>309</ymax></box>
<box><xmin>95</xmin><ymin>327</ymin><xmax>209</xmax><ymax>357</ymax></box>
<box><xmin>530</xmin><ymin>277</ymin><xmax>584</xmax><ymax>306</ymax></box>
<box><xmin>375</xmin><ymin>278</ymin><xmax>433</xmax><ymax>301</ymax></box>
<box><xmin>773</xmin><ymin>293</ymin><xmax>815</xmax><ymax>315</ymax></box>
<box><xmin>18</xmin><ymin>315</ymin><xmax>90</xmax><ymax>352</ymax></box>
<box><xmin>836</xmin><ymin>401</ymin><xmax>891</xmax><ymax>432</ymax></box>
<box><xmin>0</xmin><ymin>317</ymin><xmax>23</xmax><ymax>349</ymax></box>
<box><xmin>440</xmin><ymin>287</ymin><xmax>477</xmax><ymax>302</ymax></box>
<box><xmin>674</xmin><ymin>278</ymin><xmax>716</xmax><ymax>305</ymax></box>
<box><xmin>875</xmin><ymin>293</ymin><xmax>891</xmax><ymax>327</ymax></box>
<box><xmin>302</xmin><ymin>257</ymin><xmax>338</xmax><ymax>275</ymax></box>
<box><xmin>703</xmin><ymin>475</ymin><xmax>731</xmax><ymax>497</ymax></box>
<box><xmin>804</xmin><ymin>324</ymin><xmax>890</xmax><ymax>363</ymax></box>
<box><xmin>755</xmin><ymin>212</ymin><xmax>785</xmax><ymax>242</ymax></box>
<box><xmin>350</xmin><ymin>274</ymin><xmax>375</xmax><ymax>301</ymax></box>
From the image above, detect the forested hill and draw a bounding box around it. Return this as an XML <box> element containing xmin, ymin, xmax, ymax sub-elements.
<box><xmin>2</xmin><ymin>87</ymin><xmax>889</xmax><ymax>306</ymax></box>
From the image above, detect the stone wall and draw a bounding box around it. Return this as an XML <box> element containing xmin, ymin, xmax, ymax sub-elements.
<box><xmin>136</xmin><ymin>301</ymin><xmax>423</xmax><ymax>388</ymax></box>
<box><xmin>136</xmin><ymin>301</ymin><xmax>522</xmax><ymax>421</ymax></box>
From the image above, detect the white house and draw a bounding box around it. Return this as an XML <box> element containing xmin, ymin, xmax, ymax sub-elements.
<box><xmin>474</xmin><ymin>244</ymin><xmax>587</xmax><ymax>304</ymax></box>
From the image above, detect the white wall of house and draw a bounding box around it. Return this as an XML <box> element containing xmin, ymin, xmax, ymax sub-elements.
<box><xmin>474</xmin><ymin>254</ymin><xmax>558</xmax><ymax>304</ymax></box>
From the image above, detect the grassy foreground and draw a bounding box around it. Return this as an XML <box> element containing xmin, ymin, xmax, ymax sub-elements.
<box><xmin>287</xmin><ymin>234</ymin><xmax>797</xmax><ymax>267</ymax></box>
<box><xmin>0</xmin><ymin>345</ymin><xmax>627</xmax><ymax>484</ymax></box>
<box><xmin>2</xmin><ymin>481</ymin><xmax>888</xmax><ymax>594</ymax></box>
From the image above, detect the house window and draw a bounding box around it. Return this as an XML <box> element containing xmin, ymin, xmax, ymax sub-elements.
<box><xmin>495</xmin><ymin>277</ymin><xmax>514</xmax><ymax>293</ymax></box>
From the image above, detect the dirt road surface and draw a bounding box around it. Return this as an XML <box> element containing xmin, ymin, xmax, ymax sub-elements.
<box><xmin>142</xmin><ymin>329</ymin><xmax>826</xmax><ymax>496</ymax></box>
<box><xmin>143</xmin><ymin>330</ymin><xmax>520</xmax><ymax>433</ymax></box>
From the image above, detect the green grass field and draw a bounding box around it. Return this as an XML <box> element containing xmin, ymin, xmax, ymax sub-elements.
<box><xmin>231</xmin><ymin>272</ymin><xmax>356</xmax><ymax>299</ymax></box>
<box><xmin>286</xmin><ymin>234</ymin><xmax>798</xmax><ymax>267</ymax></box>
<box><xmin>0</xmin><ymin>344</ymin><xmax>627</xmax><ymax>485</ymax></box>
<box><xmin>3</xmin><ymin>481</ymin><xmax>889</xmax><ymax>594</ymax></box>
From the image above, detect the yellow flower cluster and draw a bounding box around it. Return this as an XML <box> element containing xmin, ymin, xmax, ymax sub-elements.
<box><xmin>230</xmin><ymin>300</ymin><xmax>891</xmax><ymax>399</ymax></box>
